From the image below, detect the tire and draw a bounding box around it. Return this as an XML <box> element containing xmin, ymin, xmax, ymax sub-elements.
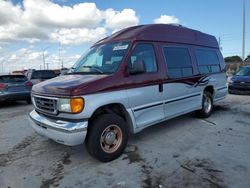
<box><xmin>196</xmin><ymin>91</ymin><xmax>213</xmax><ymax>118</ymax></box>
<box><xmin>26</xmin><ymin>98</ymin><xmax>31</xmax><ymax>104</ymax></box>
<box><xmin>85</xmin><ymin>113</ymin><xmax>129</xmax><ymax>162</ymax></box>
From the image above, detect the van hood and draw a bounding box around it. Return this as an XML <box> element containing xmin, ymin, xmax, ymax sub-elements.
<box><xmin>232</xmin><ymin>75</ymin><xmax>250</xmax><ymax>83</ymax></box>
<box><xmin>32</xmin><ymin>74</ymin><xmax>111</xmax><ymax>96</ymax></box>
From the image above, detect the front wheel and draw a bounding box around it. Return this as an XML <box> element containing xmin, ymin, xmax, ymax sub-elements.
<box><xmin>85</xmin><ymin>114</ymin><xmax>129</xmax><ymax>162</ymax></box>
<box><xmin>196</xmin><ymin>91</ymin><xmax>213</xmax><ymax>118</ymax></box>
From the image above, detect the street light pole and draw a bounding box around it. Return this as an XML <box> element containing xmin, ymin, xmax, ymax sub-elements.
<box><xmin>242</xmin><ymin>0</ymin><xmax>246</xmax><ymax>61</ymax></box>
<box><xmin>218</xmin><ymin>36</ymin><xmax>222</xmax><ymax>51</ymax></box>
<box><xmin>42</xmin><ymin>47</ymin><xmax>49</xmax><ymax>70</ymax></box>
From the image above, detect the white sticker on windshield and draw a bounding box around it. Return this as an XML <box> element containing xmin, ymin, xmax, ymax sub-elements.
<box><xmin>113</xmin><ymin>44</ymin><xmax>129</xmax><ymax>51</ymax></box>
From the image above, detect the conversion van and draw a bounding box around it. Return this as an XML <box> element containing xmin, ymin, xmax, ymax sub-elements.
<box><xmin>29</xmin><ymin>24</ymin><xmax>227</xmax><ymax>162</ymax></box>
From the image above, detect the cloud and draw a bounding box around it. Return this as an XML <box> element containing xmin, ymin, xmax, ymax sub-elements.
<box><xmin>105</xmin><ymin>9</ymin><xmax>139</xmax><ymax>31</ymax></box>
<box><xmin>0</xmin><ymin>1</ymin><xmax>22</xmax><ymax>25</ymax></box>
<box><xmin>0</xmin><ymin>0</ymin><xmax>140</xmax><ymax>45</ymax></box>
<box><xmin>23</xmin><ymin>0</ymin><xmax>103</xmax><ymax>28</ymax></box>
<box><xmin>154</xmin><ymin>15</ymin><xmax>180</xmax><ymax>24</ymax></box>
<box><xmin>0</xmin><ymin>0</ymin><xmax>140</xmax><ymax>72</ymax></box>
<box><xmin>50</xmin><ymin>27</ymin><xmax>107</xmax><ymax>45</ymax></box>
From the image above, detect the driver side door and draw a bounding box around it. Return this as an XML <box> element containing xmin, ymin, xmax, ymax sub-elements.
<box><xmin>126</xmin><ymin>43</ymin><xmax>164</xmax><ymax>129</ymax></box>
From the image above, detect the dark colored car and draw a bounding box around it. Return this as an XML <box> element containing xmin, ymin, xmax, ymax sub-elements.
<box><xmin>228</xmin><ymin>66</ymin><xmax>250</xmax><ymax>94</ymax></box>
<box><xmin>0</xmin><ymin>74</ymin><xmax>33</xmax><ymax>103</ymax></box>
<box><xmin>26</xmin><ymin>70</ymin><xmax>57</xmax><ymax>85</ymax></box>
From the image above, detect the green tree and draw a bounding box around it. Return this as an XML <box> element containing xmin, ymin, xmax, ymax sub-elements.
<box><xmin>224</xmin><ymin>56</ymin><xmax>242</xmax><ymax>63</ymax></box>
<box><xmin>244</xmin><ymin>54</ymin><xmax>250</xmax><ymax>62</ymax></box>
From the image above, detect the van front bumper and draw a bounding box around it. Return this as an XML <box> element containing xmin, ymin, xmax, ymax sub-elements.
<box><xmin>29</xmin><ymin>110</ymin><xmax>88</xmax><ymax>146</ymax></box>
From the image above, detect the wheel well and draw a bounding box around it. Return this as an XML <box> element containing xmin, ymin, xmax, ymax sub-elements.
<box><xmin>204</xmin><ymin>86</ymin><xmax>214</xmax><ymax>96</ymax></box>
<box><xmin>89</xmin><ymin>103</ymin><xmax>134</xmax><ymax>133</ymax></box>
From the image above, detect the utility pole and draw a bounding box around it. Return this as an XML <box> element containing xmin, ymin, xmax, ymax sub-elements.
<box><xmin>242</xmin><ymin>0</ymin><xmax>246</xmax><ymax>62</ymax></box>
<box><xmin>58</xmin><ymin>43</ymin><xmax>64</xmax><ymax>69</ymax></box>
<box><xmin>46</xmin><ymin>63</ymin><xmax>49</xmax><ymax>70</ymax></box>
<box><xmin>61</xmin><ymin>59</ymin><xmax>64</xmax><ymax>69</ymax></box>
<box><xmin>1</xmin><ymin>60</ymin><xmax>3</xmax><ymax>73</ymax></box>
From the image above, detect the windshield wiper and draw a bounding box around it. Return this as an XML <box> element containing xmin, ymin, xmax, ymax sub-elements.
<box><xmin>82</xmin><ymin>66</ymin><xmax>103</xmax><ymax>74</ymax></box>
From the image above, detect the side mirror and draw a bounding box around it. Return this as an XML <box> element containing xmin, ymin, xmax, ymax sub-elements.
<box><xmin>128</xmin><ymin>60</ymin><xmax>146</xmax><ymax>75</ymax></box>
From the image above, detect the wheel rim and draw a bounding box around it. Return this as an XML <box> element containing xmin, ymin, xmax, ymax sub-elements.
<box><xmin>100</xmin><ymin>124</ymin><xmax>123</xmax><ymax>153</ymax></box>
<box><xmin>204</xmin><ymin>95</ymin><xmax>212</xmax><ymax>114</ymax></box>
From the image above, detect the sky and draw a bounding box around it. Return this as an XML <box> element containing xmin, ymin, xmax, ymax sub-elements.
<box><xmin>0</xmin><ymin>0</ymin><xmax>249</xmax><ymax>73</ymax></box>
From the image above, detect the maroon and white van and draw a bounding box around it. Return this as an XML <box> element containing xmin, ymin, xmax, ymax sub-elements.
<box><xmin>29</xmin><ymin>24</ymin><xmax>227</xmax><ymax>162</ymax></box>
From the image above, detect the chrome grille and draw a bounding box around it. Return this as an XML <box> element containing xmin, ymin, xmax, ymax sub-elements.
<box><xmin>33</xmin><ymin>95</ymin><xmax>57</xmax><ymax>114</ymax></box>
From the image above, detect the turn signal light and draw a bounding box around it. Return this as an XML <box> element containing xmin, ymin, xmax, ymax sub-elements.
<box><xmin>70</xmin><ymin>98</ymin><xmax>84</xmax><ymax>113</ymax></box>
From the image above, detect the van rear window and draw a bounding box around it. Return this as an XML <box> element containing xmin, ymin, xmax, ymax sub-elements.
<box><xmin>196</xmin><ymin>50</ymin><xmax>221</xmax><ymax>74</ymax></box>
<box><xmin>163</xmin><ymin>47</ymin><xmax>193</xmax><ymax>79</ymax></box>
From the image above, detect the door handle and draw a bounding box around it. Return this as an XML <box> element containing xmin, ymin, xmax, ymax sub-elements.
<box><xmin>159</xmin><ymin>83</ymin><xmax>163</xmax><ymax>93</ymax></box>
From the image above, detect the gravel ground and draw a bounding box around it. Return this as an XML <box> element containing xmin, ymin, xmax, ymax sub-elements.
<box><xmin>0</xmin><ymin>94</ymin><xmax>250</xmax><ymax>188</ymax></box>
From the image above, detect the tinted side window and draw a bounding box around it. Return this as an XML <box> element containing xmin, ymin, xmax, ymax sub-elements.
<box><xmin>163</xmin><ymin>47</ymin><xmax>193</xmax><ymax>78</ymax></box>
<box><xmin>129</xmin><ymin>44</ymin><xmax>157</xmax><ymax>73</ymax></box>
<box><xmin>196</xmin><ymin>49</ymin><xmax>221</xmax><ymax>74</ymax></box>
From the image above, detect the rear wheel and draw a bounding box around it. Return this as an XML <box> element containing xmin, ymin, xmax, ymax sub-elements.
<box><xmin>85</xmin><ymin>114</ymin><xmax>129</xmax><ymax>162</ymax></box>
<box><xmin>196</xmin><ymin>91</ymin><xmax>213</xmax><ymax>118</ymax></box>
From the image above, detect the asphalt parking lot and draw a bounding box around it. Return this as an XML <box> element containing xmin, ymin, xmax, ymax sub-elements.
<box><xmin>0</xmin><ymin>94</ymin><xmax>250</xmax><ymax>188</ymax></box>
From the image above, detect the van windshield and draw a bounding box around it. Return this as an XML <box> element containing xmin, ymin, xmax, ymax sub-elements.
<box><xmin>69</xmin><ymin>42</ymin><xmax>130</xmax><ymax>74</ymax></box>
<box><xmin>236</xmin><ymin>67</ymin><xmax>250</xmax><ymax>76</ymax></box>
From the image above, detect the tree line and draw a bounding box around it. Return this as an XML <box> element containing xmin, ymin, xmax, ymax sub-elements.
<box><xmin>224</xmin><ymin>54</ymin><xmax>250</xmax><ymax>63</ymax></box>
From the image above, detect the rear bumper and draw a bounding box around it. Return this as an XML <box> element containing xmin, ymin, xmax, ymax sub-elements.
<box><xmin>0</xmin><ymin>91</ymin><xmax>30</xmax><ymax>101</ymax></box>
<box><xmin>29</xmin><ymin>110</ymin><xmax>88</xmax><ymax>146</ymax></box>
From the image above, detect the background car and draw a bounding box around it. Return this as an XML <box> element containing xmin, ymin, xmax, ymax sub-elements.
<box><xmin>0</xmin><ymin>74</ymin><xmax>33</xmax><ymax>104</ymax></box>
<box><xmin>26</xmin><ymin>70</ymin><xmax>57</xmax><ymax>85</ymax></box>
<box><xmin>60</xmin><ymin>68</ymin><xmax>69</xmax><ymax>75</ymax></box>
<box><xmin>228</xmin><ymin>66</ymin><xmax>250</xmax><ymax>94</ymax></box>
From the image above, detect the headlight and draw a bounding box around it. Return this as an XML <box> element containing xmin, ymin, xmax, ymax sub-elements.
<box><xmin>229</xmin><ymin>79</ymin><xmax>234</xmax><ymax>84</ymax></box>
<box><xmin>57</xmin><ymin>98</ymin><xmax>84</xmax><ymax>113</ymax></box>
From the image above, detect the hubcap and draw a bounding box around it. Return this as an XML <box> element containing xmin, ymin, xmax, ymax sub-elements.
<box><xmin>100</xmin><ymin>124</ymin><xmax>122</xmax><ymax>153</ymax></box>
<box><xmin>204</xmin><ymin>95</ymin><xmax>212</xmax><ymax>113</ymax></box>
<box><xmin>105</xmin><ymin>132</ymin><xmax>116</xmax><ymax>145</ymax></box>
